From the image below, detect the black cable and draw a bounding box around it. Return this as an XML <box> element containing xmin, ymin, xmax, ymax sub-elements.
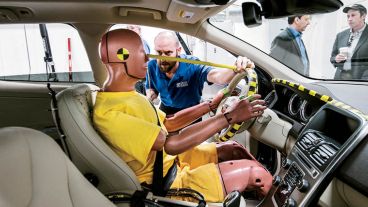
<box><xmin>23</xmin><ymin>24</ymin><xmax>32</xmax><ymax>81</ymax></box>
<box><xmin>47</xmin><ymin>83</ymin><xmax>72</xmax><ymax>159</ymax></box>
<box><xmin>106</xmin><ymin>191</ymin><xmax>164</xmax><ymax>207</ymax></box>
<box><xmin>166</xmin><ymin>188</ymin><xmax>206</xmax><ymax>207</ymax></box>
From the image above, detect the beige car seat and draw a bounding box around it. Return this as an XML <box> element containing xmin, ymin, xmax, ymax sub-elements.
<box><xmin>0</xmin><ymin>126</ymin><xmax>118</xmax><ymax>207</ymax></box>
<box><xmin>56</xmin><ymin>83</ymin><xmax>141</xmax><ymax>194</ymax></box>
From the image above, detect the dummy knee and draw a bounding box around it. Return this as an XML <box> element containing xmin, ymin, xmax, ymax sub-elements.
<box><xmin>218</xmin><ymin>159</ymin><xmax>272</xmax><ymax>197</ymax></box>
<box><xmin>216</xmin><ymin>140</ymin><xmax>256</xmax><ymax>162</ymax></box>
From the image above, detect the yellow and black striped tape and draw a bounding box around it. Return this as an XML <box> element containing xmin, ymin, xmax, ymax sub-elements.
<box><xmin>219</xmin><ymin>69</ymin><xmax>259</xmax><ymax>142</ymax></box>
<box><xmin>272</xmin><ymin>78</ymin><xmax>368</xmax><ymax>121</ymax></box>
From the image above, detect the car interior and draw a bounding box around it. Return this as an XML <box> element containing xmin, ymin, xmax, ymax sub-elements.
<box><xmin>0</xmin><ymin>0</ymin><xmax>368</xmax><ymax>207</ymax></box>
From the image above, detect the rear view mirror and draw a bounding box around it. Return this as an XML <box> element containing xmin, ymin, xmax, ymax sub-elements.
<box><xmin>194</xmin><ymin>0</ymin><xmax>230</xmax><ymax>5</ymax></box>
<box><xmin>242</xmin><ymin>2</ymin><xmax>262</xmax><ymax>28</ymax></box>
<box><xmin>261</xmin><ymin>0</ymin><xmax>343</xmax><ymax>18</ymax></box>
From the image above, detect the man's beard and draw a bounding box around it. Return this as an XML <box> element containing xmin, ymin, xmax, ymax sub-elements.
<box><xmin>159</xmin><ymin>61</ymin><xmax>175</xmax><ymax>73</ymax></box>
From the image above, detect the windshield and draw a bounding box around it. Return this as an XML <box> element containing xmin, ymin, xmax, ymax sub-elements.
<box><xmin>210</xmin><ymin>0</ymin><xmax>368</xmax><ymax>81</ymax></box>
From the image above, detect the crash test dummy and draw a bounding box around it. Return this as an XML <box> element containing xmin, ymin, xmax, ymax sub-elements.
<box><xmin>93</xmin><ymin>29</ymin><xmax>273</xmax><ymax>202</ymax></box>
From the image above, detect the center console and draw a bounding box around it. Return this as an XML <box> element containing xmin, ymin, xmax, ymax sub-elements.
<box><xmin>262</xmin><ymin>104</ymin><xmax>365</xmax><ymax>207</ymax></box>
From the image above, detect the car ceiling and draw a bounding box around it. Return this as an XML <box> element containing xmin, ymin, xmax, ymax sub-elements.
<box><xmin>0</xmin><ymin>0</ymin><xmax>230</xmax><ymax>29</ymax></box>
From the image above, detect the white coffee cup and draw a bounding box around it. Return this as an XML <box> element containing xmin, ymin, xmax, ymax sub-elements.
<box><xmin>339</xmin><ymin>47</ymin><xmax>349</xmax><ymax>57</ymax></box>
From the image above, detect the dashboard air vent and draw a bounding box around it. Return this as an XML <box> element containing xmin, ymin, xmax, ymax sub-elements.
<box><xmin>297</xmin><ymin>131</ymin><xmax>339</xmax><ymax>171</ymax></box>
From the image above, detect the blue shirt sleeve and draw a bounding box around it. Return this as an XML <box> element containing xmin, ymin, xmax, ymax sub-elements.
<box><xmin>198</xmin><ymin>64</ymin><xmax>213</xmax><ymax>84</ymax></box>
<box><xmin>184</xmin><ymin>55</ymin><xmax>213</xmax><ymax>85</ymax></box>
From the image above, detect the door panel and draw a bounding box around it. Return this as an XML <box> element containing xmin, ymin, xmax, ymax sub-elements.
<box><xmin>0</xmin><ymin>81</ymin><xmax>73</xmax><ymax>130</ymax></box>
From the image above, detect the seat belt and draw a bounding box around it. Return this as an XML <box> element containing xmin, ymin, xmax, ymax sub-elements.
<box><xmin>148</xmin><ymin>102</ymin><xmax>204</xmax><ymax>204</ymax></box>
<box><xmin>149</xmin><ymin>101</ymin><xmax>165</xmax><ymax>196</ymax></box>
<box><xmin>149</xmin><ymin>101</ymin><xmax>178</xmax><ymax>196</ymax></box>
<box><xmin>152</xmin><ymin>149</ymin><xmax>164</xmax><ymax>196</ymax></box>
<box><xmin>47</xmin><ymin>83</ymin><xmax>71</xmax><ymax>159</ymax></box>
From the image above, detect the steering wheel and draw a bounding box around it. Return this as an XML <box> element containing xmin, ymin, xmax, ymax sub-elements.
<box><xmin>213</xmin><ymin>68</ymin><xmax>258</xmax><ymax>142</ymax></box>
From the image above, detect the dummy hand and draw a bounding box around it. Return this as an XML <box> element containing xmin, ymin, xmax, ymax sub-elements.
<box><xmin>335</xmin><ymin>54</ymin><xmax>347</xmax><ymax>63</ymax></box>
<box><xmin>234</xmin><ymin>56</ymin><xmax>255</xmax><ymax>73</ymax></box>
<box><xmin>223</xmin><ymin>94</ymin><xmax>266</xmax><ymax>124</ymax></box>
<box><xmin>208</xmin><ymin>90</ymin><xmax>225</xmax><ymax>111</ymax></box>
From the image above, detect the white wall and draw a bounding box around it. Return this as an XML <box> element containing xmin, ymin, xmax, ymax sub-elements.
<box><xmin>0</xmin><ymin>24</ymin><xmax>90</xmax><ymax>76</ymax></box>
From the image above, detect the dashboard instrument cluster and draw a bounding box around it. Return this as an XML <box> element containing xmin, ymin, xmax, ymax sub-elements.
<box><xmin>271</xmin><ymin>85</ymin><xmax>326</xmax><ymax>127</ymax></box>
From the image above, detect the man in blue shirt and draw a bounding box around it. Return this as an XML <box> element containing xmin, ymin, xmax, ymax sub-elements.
<box><xmin>270</xmin><ymin>15</ymin><xmax>310</xmax><ymax>76</ymax></box>
<box><xmin>145</xmin><ymin>31</ymin><xmax>254</xmax><ymax>117</ymax></box>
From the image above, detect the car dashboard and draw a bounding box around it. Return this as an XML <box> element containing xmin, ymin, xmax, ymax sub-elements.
<box><xmin>273</xmin><ymin>84</ymin><xmax>325</xmax><ymax>124</ymax></box>
<box><xmin>269</xmin><ymin>81</ymin><xmax>327</xmax><ymax>137</ymax></box>
<box><xmin>259</xmin><ymin>79</ymin><xmax>368</xmax><ymax>207</ymax></box>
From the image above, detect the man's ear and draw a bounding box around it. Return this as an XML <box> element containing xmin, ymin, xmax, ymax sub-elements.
<box><xmin>177</xmin><ymin>47</ymin><xmax>182</xmax><ymax>56</ymax></box>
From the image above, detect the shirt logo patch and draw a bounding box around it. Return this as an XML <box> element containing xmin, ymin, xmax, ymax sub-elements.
<box><xmin>176</xmin><ymin>81</ymin><xmax>188</xmax><ymax>88</ymax></box>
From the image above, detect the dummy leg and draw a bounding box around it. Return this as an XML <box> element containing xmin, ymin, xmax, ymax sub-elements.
<box><xmin>218</xmin><ymin>159</ymin><xmax>272</xmax><ymax>197</ymax></box>
<box><xmin>216</xmin><ymin>140</ymin><xmax>256</xmax><ymax>162</ymax></box>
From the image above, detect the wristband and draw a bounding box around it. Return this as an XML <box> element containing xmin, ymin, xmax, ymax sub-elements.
<box><xmin>223</xmin><ymin>112</ymin><xmax>232</xmax><ymax>125</ymax></box>
<box><xmin>206</xmin><ymin>100</ymin><xmax>217</xmax><ymax>112</ymax></box>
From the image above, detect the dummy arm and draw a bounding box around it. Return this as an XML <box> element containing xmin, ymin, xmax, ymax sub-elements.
<box><xmin>164</xmin><ymin>90</ymin><xmax>224</xmax><ymax>132</ymax></box>
<box><xmin>164</xmin><ymin>101</ymin><xmax>213</xmax><ymax>132</ymax></box>
<box><xmin>164</xmin><ymin>98</ymin><xmax>266</xmax><ymax>155</ymax></box>
<box><xmin>152</xmin><ymin>97</ymin><xmax>223</xmax><ymax>151</ymax></box>
<box><xmin>164</xmin><ymin>113</ymin><xmax>229</xmax><ymax>155</ymax></box>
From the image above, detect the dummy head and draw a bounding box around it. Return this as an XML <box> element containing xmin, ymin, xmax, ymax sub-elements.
<box><xmin>100</xmin><ymin>29</ymin><xmax>148</xmax><ymax>80</ymax></box>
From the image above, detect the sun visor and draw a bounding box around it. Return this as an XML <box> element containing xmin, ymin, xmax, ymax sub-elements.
<box><xmin>242</xmin><ymin>0</ymin><xmax>343</xmax><ymax>27</ymax></box>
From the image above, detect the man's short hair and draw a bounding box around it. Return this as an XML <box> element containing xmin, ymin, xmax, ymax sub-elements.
<box><xmin>343</xmin><ymin>4</ymin><xmax>367</xmax><ymax>15</ymax></box>
<box><xmin>155</xmin><ymin>31</ymin><xmax>180</xmax><ymax>47</ymax></box>
<box><xmin>288</xmin><ymin>16</ymin><xmax>303</xmax><ymax>25</ymax></box>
